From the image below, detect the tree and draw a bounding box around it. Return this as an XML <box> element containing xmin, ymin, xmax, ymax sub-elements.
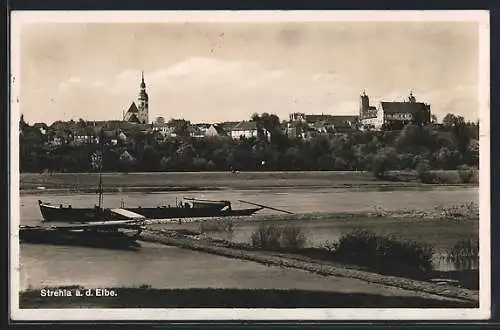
<box><xmin>168</xmin><ymin>118</ymin><xmax>190</xmax><ymax>137</ymax></box>
<box><xmin>155</xmin><ymin>116</ymin><xmax>165</xmax><ymax>125</ymax></box>
<box><xmin>251</xmin><ymin>112</ymin><xmax>282</xmax><ymax>143</ymax></box>
<box><xmin>411</xmin><ymin>106</ymin><xmax>431</xmax><ymax>127</ymax></box>
<box><xmin>431</xmin><ymin>114</ymin><xmax>438</xmax><ymax>124</ymax></box>
<box><xmin>442</xmin><ymin>113</ymin><xmax>465</xmax><ymax>127</ymax></box>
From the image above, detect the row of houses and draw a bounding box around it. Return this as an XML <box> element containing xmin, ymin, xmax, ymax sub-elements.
<box><xmin>26</xmin><ymin>91</ymin><xmax>431</xmax><ymax>147</ymax></box>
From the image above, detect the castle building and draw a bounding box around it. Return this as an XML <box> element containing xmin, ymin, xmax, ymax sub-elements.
<box><xmin>359</xmin><ymin>90</ymin><xmax>431</xmax><ymax>130</ymax></box>
<box><xmin>359</xmin><ymin>90</ymin><xmax>378</xmax><ymax>120</ymax></box>
<box><xmin>123</xmin><ymin>72</ymin><xmax>149</xmax><ymax>124</ymax></box>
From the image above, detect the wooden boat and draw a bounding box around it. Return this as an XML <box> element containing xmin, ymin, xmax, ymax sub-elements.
<box><xmin>38</xmin><ymin>201</ymin><xmax>129</xmax><ymax>222</ymax></box>
<box><xmin>19</xmin><ymin>220</ymin><xmax>144</xmax><ymax>250</ymax></box>
<box><xmin>38</xmin><ymin>199</ymin><xmax>262</xmax><ymax>223</ymax></box>
<box><xmin>125</xmin><ymin>205</ymin><xmax>264</xmax><ymax>219</ymax></box>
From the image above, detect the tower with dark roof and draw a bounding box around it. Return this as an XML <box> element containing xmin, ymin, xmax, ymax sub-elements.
<box><xmin>408</xmin><ymin>90</ymin><xmax>416</xmax><ymax>103</ymax></box>
<box><xmin>359</xmin><ymin>90</ymin><xmax>370</xmax><ymax>119</ymax></box>
<box><xmin>137</xmin><ymin>71</ymin><xmax>149</xmax><ymax>124</ymax></box>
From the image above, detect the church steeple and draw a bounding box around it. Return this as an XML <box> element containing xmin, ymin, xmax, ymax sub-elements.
<box><xmin>137</xmin><ymin>71</ymin><xmax>149</xmax><ymax>124</ymax></box>
<box><xmin>140</xmin><ymin>71</ymin><xmax>146</xmax><ymax>89</ymax></box>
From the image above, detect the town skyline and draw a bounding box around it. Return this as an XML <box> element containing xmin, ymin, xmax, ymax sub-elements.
<box><xmin>16</xmin><ymin>13</ymin><xmax>482</xmax><ymax>125</ymax></box>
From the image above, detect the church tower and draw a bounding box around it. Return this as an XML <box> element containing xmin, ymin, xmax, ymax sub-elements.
<box><xmin>408</xmin><ymin>90</ymin><xmax>416</xmax><ymax>103</ymax></box>
<box><xmin>359</xmin><ymin>90</ymin><xmax>370</xmax><ymax>119</ymax></box>
<box><xmin>137</xmin><ymin>71</ymin><xmax>149</xmax><ymax>124</ymax></box>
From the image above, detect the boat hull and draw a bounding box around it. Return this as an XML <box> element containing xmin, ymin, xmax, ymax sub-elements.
<box><xmin>38</xmin><ymin>202</ymin><xmax>128</xmax><ymax>222</ymax></box>
<box><xmin>19</xmin><ymin>226</ymin><xmax>142</xmax><ymax>250</ymax></box>
<box><xmin>38</xmin><ymin>201</ymin><xmax>262</xmax><ymax>223</ymax></box>
<box><xmin>124</xmin><ymin>206</ymin><xmax>263</xmax><ymax>219</ymax></box>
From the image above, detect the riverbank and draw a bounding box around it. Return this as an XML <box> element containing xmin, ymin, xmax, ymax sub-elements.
<box><xmin>146</xmin><ymin>204</ymin><xmax>479</xmax><ymax>255</ymax></box>
<box><xmin>19</xmin><ymin>286</ymin><xmax>476</xmax><ymax>309</ymax></box>
<box><xmin>139</xmin><ymin>229</ymin><xmax>479</xmax><ymax>305</ymax></box>
<box><xmin>20</xmin><ymin>170</ymin><xmax>478</xmax><ymax>193</ymax></box>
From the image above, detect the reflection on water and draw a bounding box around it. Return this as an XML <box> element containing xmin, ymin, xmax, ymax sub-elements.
<box><xmin>20</xmin><ymin>242</ymin><xmax>425</xmax><ymax>296</ymax></box>
<box><xmin>18</xmin><ymin>186</ymin><xmax>478</xmax><ymax>288</ymax></box>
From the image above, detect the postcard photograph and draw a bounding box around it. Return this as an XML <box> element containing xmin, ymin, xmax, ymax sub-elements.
<box><xmin>10</xmin><ymin>10</ymin><xmax>490</xmax><ymax>321</ymax></box>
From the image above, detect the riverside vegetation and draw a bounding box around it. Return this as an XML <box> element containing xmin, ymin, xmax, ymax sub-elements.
<box><xmin>20</xmin><ymin>113</ymin><xmax>478</xmax><ymax>178</ymax></box>
<box><xmin>192</xmin><ymin>202</ymin><xmax>479</xmax><ymax>290</ymax></box>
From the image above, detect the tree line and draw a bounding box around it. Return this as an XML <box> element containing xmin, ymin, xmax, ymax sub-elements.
<box><xmin>19</xmin><ymin>113</ymin><xmax>479</xmax><ymax>174</ymax></box>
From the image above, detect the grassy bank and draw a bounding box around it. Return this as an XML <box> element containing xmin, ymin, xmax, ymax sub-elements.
<box><xmin>154</xmin><ymin>203</ymin><xmax>479</xmax><ymax>256</ymax></box>
<box><xmin>20</xmin><ymin>170</ymin><xmax>478</xmax><ymax>192</ymax></box>
<box><xmin>19</xmin><ymin>286</ymin><xmax>477</xmax><ymax>309</ymax></box>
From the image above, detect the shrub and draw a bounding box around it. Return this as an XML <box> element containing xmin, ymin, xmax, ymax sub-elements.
<box><xmin>250</xmin><ymin>224</ymin><xmax>307</xmax><ymax>250</ymax></box>
<box><xmin>330</xmin><ymin>229</ymin><xmax>435</xmax><ymax>272</ymax></box>
<box><xmin>435</xmin><ymin>202</ymin><xmax>479</xmax><ymax>219</ymax></box>
<box><xmin>446</xmin><ymin>237</ymin><xmax>479</xmax><ymax>270</ymax></box>
<box><xmin>199</xmin><ymin>218</ymin><xmax>234</xmax><ymax>233</ymax></box>
<box><xmin>250</xmin><ymin>224</ymin><xmax>282</xmax><ymax>249</ymax></box>
<box><xmin>320</xmin><ymin>240</ymin><xmax>339</xmax><ymax>253</ymax></box>
<box><xmin>280</xmin><ymin>225</ymin><xmax>307</xmax><ymax>249</ymax></box>
<box><xmin>372</xmin><ymin>154</ymin><xmax>388</xmax><ymax>179</ymax></box>
<box><xmin>416</xmin><ymin>160</ymin><xmax>435</xmax><ymax>183</ymax></box>
<box><xmin>457</xmin><ymin>164</ymin><xmax>476</xmax><ymax>183</ymax></box>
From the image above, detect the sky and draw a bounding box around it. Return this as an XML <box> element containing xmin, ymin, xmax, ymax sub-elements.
<box><xmin>16</xmin><ymin>17</ymin><xmax>481</xmax><ymax>125</ymax></box>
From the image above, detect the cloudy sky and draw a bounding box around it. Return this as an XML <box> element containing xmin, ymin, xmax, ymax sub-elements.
<box><xmin>17</xmin><ymin>18</ymin><xmax>480</xmax><ymax>125</ymax></box>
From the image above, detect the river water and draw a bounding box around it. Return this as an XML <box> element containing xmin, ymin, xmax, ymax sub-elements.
<box><xmin>18</xmin><ymin>186</ymin><xmax>478</xmax><ymax>291</ymax></box>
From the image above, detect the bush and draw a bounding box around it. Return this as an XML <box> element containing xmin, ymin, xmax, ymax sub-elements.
<box><xmin>199</xmin><ymin>218</ymin><xmax>234</xmax><ymax>233</ymax></box>
<box><xmin>446</xmin><ymin>237</ymin><xmax>479</xmax><ymax>270</ymax></box>
<box><xmin>330</xmin><ymin>229</ymin><xmax>435</xmax><ymax>272</ymax></box>
<box><xmin>435</xmin><ymin>202</ymin><xmax>479</xmax><ymax>219</ymax></box>
<box><xmin>250</xmin><ymin>224</ymin><xmax>307</xmax><ymax>250</ymax></box>
<box><xmin>280</xmin><ymin>225</ymin><xmax>307</xmax><ymax>249</ymax></box>
<box><xmin>372</xmin><ymin>154</ymin><xmax>388</xmax><ymax>179</ymax></box>
<box><xmin>416</xmin><ymin>160</ymin><xmax>435</xmax><ymax>183</ymax></box>
<box><xmin>457</xmin><ymin>164</ymin><xmax>476</xmax><ymax>183</ymax></box>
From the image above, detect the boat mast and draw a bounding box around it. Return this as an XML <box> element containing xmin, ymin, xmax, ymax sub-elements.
<box><xmin>97</xmin><ymin>130</ymin><xmax>104</xmax><ymax>210</ymax></box>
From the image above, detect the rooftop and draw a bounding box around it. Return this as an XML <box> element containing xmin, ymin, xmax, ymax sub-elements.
<box><xmin>380</xmin><ymin>101</ymin><xmax>429</xmax><ymax>114</ymax></box>
<box><xmin>231</xmin><ymin>121</ymin><xmax>258</xmax><ymax>131</ymax></box>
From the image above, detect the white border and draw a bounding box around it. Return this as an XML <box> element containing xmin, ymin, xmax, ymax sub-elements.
<box><xmin>10</xmin><ymin>10</ymin><xmax>491</xmax><ymax>321</ymax></box>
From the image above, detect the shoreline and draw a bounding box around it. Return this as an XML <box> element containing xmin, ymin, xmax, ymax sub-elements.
<box><xmin>19</xmin><ymin>170</ymin><xmax>479</xmax><ymax>195</ymax></box>
<box><xmin>138</xmin><ymin>229</ymin><xmax>479</xmax><ymax>304</ymax></box>
<box><xmin>20</xmin><ymin>183</ymin><xmax>478</xmax><ymax>196</ymax></box>
<box><xmin>18</xmin><ymin>287</ymin><xmax>477</xmax><ymax>309</ymax></box>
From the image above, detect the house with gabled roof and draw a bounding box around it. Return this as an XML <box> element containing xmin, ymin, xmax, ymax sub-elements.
<box><xmin>218</xmin><ymin>121</ymin><xmax>240</xmax><ymax>135</ymax></box>
<box><xmin>230</xmin><ymin>121</ymin><xmax>270</xmax><ymax>140</ymax></box>
<box><xmin>204</xmin><ymin>124</ymin><xmax>227</xmax><ymax>138</ymax></box>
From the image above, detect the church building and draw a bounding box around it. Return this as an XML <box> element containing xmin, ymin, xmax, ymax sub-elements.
<box><xmin>359</xmin><ymin>90</ymin><xmax>431</xmax><ymax>130</ymax></box>
<box><xmin>123</xmin><ymin>72</ymin><xmax>149</xmax><ymax>124</ymax></box>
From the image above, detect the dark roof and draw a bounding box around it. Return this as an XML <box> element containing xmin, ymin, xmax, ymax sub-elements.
<box><xmin>126</xmin><ymin>102</ymin><xmax>139</xmax><ymax>113</ymax></box>
<box><xmin>218</xmin><ymin>121</ymin><xmax>240</xmax><ymax>132</ymax></box>
<box><xmin>128</xmin><ymin>114</ymin><xmax>141</xmax><ymax>123</ymax></box>
<box><xmin>188</xmin><ymin>125</ymin><xmax>204</xmax><ymax>136</ymax></box>
<box><xmin>327</xmin><ymin>115</ymin><xmax>359</xmax><ymax>128</ymax></box>
<box><xmin>305</xmin><ymin>114</ymin><xmax>334</xmax><ymax>123</ymax></box>
<box><xmin>380</xmin><ymin>102</ymin><xmax>429</xmax><ymax>114</ymax></box>
<box><xmin>231</xmin><ymin>121</ymin><xmax>258</xmax><ymax>131</ymax></box>
<box><xmin>33</xmin><ymin>122</ymin><xmax>48</xmax><ymax>129</ymax></box>
<box><xmin>213</xmin><ymin>124</ymin><xmax>227</xmax><ymax>135</ymax></box>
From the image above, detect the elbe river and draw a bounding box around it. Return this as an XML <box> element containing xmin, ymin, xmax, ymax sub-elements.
<box><xmin>18</xmin><ymin>186</ymin><xmax>478</xmax><ymax>291</ymax></box>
